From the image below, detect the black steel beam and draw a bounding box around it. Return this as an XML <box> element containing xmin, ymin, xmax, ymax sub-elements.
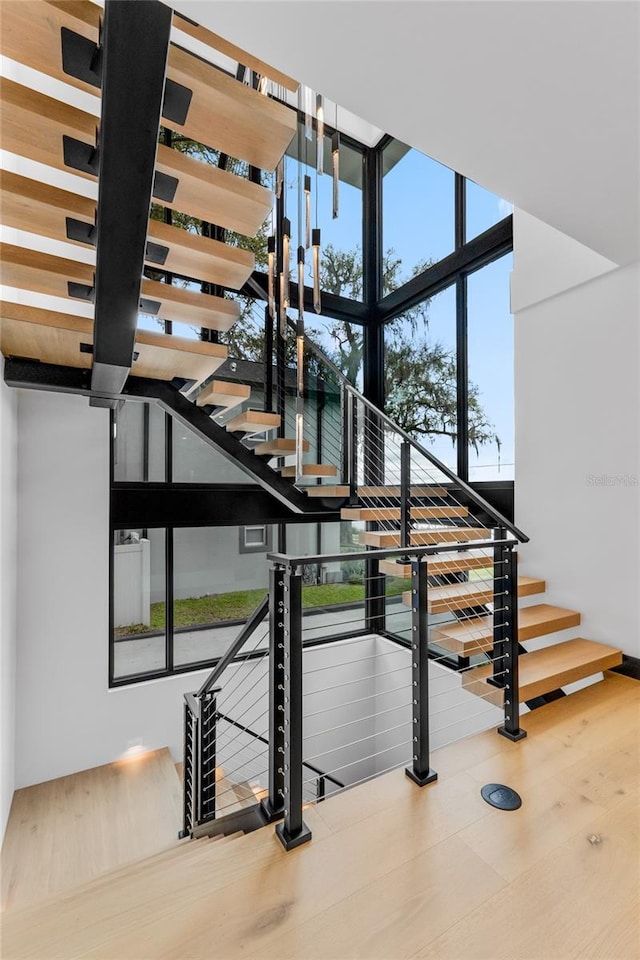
<box><xmin>4</xmin><ymin>359</ymin><xmax>340</xmax><ymax>515</ymax></box>
<box><xmin>244</xmin><ymin>271</ymin><xmax>370</xmax><ymax>326</ymax></box>
<box><xmin>91</xmin><ymin>1</ymin><xmax>172</xmax><ymax>394</ymax></box>
<box><xmin>111</xmin><ymin>484</ymin><xmax>340</xmax><ymax>529</ymax></box>
<box><xmin>379</xmin><ymin>216</ymin><xmax>513</xmax><ymax>323</ymax></box>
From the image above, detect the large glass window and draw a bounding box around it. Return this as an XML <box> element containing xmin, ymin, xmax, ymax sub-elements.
<box><xmin>466</xmin><ymin>179</ymin><xmax>513</xmax><ymax>242</ymax></box>
<box><xmin>113</xmin><ymin>402</ymin><xmax>165</xmax><ymax>482</ymax></box>
<box><xmin>112</xmin><ymin>528</ymin><xmax>166</xmax><ymax>680</ymax></box>
<box><xmin>382</xmin><ymin>141</ymin><xmax>455</xmax><ymax>293</ymax></box>
<box><xmin>383</xmin><ymin>284</ymin><xmax>457</xmax><ymax>471</ymax></box>
<box><xmin>467</xmin><ymin>254</ymin><xmax>514</xmax><ymax>481</ymax></box>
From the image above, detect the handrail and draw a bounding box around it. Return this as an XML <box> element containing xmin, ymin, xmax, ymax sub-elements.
<box><xmin>197</xmin><ymin>594</ymin><xmax>269</xmax><ymax>696</ymax></box>
<box><xmin>290</xmin><ymin>316</ymin><xmax>528</xmax><ymax>543</ymax></box>
<box><xmin>268</xmin><ymin>537</ymin><xmax>516</xmax><ymax>570</ymax></box>
<box><xmin>216</xmin><ymin>711</ymin><xmax>345</xmax><ymax>789</ymax></box>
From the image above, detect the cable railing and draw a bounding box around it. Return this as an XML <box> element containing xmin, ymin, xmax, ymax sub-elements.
<box><xmin>264</xmin><ymin>535</ymin><xmax>526</xmax><ymax>850</ymax></box>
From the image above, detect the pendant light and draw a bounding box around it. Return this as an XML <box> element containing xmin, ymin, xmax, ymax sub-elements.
<box><xmin>312</xmin><ymin>228</ymin><xmax>321</xmax><ymax>314</ymax></box>
<box><xmin>316</xmin><ymin>94</ymin><xmax>324</xmax><ymax>174</ymax></box>
<box><xmin>332</xmin><ymin>131</ymin><xmax>340</xmax><ymax>219</ymax></box>
<box><xmin>267</xmin><ymin>235</ymin><xmax>276</xmax><ymax>319</ymax></box>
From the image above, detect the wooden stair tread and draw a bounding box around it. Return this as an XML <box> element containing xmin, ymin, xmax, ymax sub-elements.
<box><xmin>0</xmin><ymin>305</ymin><xmax>94</xmax><ymax>369</ymax></box>
<box><xmin>172</xmin><ymin>12</ymin><xmax>299</xmax><ymax>93</ymax></box>
<box><xmin>465</xmin><ymin>638</ymin><xmax>623</xmax><ymax>703</ymax></box>
<box><xmin>0</xmin><ymin>77</ymin><xmax>273</xmax><ymax>239</ymax></box>
<box><xmin>0</xmin><ymin>172</ymin><xmax>254</xmax><ymax>298</ymax></box>
<box><xmin>133</xmin><ymin>330</ymin><xmax>227</xmax><ymax>387</ymax></box>
<box><xmin>379</xmin><ymin>551</ymin><xmax>493</xmax><ymax>580</ymax></box>
<box><xmin>254</xmin><ymin>438</ymin><xmax>310</xmax><ymax>456</ymax></box>
<box><xmin>225</xmin><ymin>410</ymin><xmax>281</xmax><ymax>433</ymax></box>
<box><xmin>360</xmin><ymin>527</ymin><xmax>491</xmax><ymax>548</ymax></box>
<box><xmin>281</xmin><ymin>464</ymin><xmax>338</xmax><ymax>478</ymax></box>
<box><xmin>0</xmin><ymin>2</ymin><xmax>296</xmax><ymax>171</ymax></box>
<box><xmin>341</xmin><ymin>505</ymin><xmax>468</xmax><ymax>521</ymax></box>
<box><xmin>305</xmin><ymin>485</ymin><xmax>351</xmax><ymax>498</ymax></box>
<box><xmin>357</xmin><ymin>485</ymin><xmax>448</xmax><ymax>498</ymax></box>
<box><xmin>402</xmin><ymin>575</ymin><xmax>545</xmax><ymax>614</ymax></box>
<box><xmin>433</xmin><ymin>603</ymin><xmax>582</xmax><ymax>656</ymax></box>
<box><xmin>165</xmin><ymin>42</ymin><xmax>297</xmax><ymax>172</ymax></box>
<box><xmin>196</xmin><ymin>379</ymin><xmax>251</xmax><ymax>409</ymax></box>
<box><xmin>0</xmin><ymin>244</ymin><xmax>244</xmax><ymax>325</ymax></box>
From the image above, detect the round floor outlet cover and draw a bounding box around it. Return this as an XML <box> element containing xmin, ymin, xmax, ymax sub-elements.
<box><xmin>481</xmin><ymin>783</ymin><xmax>522</xmax><ymax>810</ymax></box>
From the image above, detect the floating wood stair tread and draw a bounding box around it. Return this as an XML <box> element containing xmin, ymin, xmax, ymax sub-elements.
<box><xmin>341</xmin><ymin>505</ymin><xmax>468</xmax><ymax>521</ymax></box>
<box><xmin>172</xmin><ymin>12</ymin><xmax>299</xmax><ymax>93</ymax></box>
<box><xmin>0</xmin><ymin>244</ymin><xmax>243</xmax><ymax>326</ymax></box>
<box><xmin>0</xmin><ymin>1</ymin><xmax>103</xmax><ymax>98</ymax></box>
<box><xmin>0</xmin><ymin>174</ymin><xmax>254</xmax><ymax>295</ymax></box>
<box><xmin>379</xmin><ymin>550</ymin><xmax>493</xmax><ymax>580</ymax></box>
<box><xmin>0</xmin><ymin>1</ymin><xmax>296</xmax><ymax>171</ymax></box>
<box><xmin>401</xmin><ymin>575</ymin><xmax>546</xmax><ymax>614</ymax></box>
<box><xmin>225</xmin><ymin>410</ymin><xmax>281</xmax><ymax>434</ymax></box>
<box><xmin>433</xmin><ymin>603</ymin><xmax>583</xmax><ymax>656</ymax></box>
<box><xmin>305</xmin><ymin>485</ymin><xmax>351</xmax><ymax>498</ymax></box>
<box><xmin>196</xmin><ymin>379</ymin><xmax>250</xmax><ymax>409</ymax></box>
<box><xmin>164</xmin><ymin>42</ymin><xmax>297</xmax><ymax>171</ymax></box>
<box><xmin>254</xmin><ymin>438</ymin><xmax>310</xmax><ymax>456</ymax></box>
<box><xmin>464</xmin><ymin>639</ymin><xmax>623</xmax><ymax>704</ymax></box>
<box><xmin>133</xmin><ymin>330</ymin><xmax>227</xmax><ymax>386</ymax></box>
<box><xmin>0</xmin><ymin>77</ymin><xmax>98</xmax><ymax>180</ymax></box>
<box><xmin>0</xmin><ymin>79</ymin><xmax>274</xmax><ymax>239</ymax></box>
<box><xmin>357</xmin><ymin>485</ymin><xmax>448</xmax><ymax>498</ymax></box>
<box><xmin>155</xmin><ymin>143</ymin><xmax>273</xmax><ymax>237</ymax></box>
<box><xmin>142</xmin><ymin>219</ymin><xmax>254</xmax><ymax>291</ymax></box>
<box><xmin>0</xmin><ymin>301</ymin><xmax>226</xmax><ymax>384</ymax></box>
<box><xmin>360</xmin><ymin>527</ymin><xmax>491</xmax><ymax>548</ymax></box>
<box><xmin>281</xmin><ymin>464</ymin><xmax>338</xmax><ymax>478</ymax></box>
<box><xmin>0</xmin><ymin>302</ymin><xmax>94</xmax><ymax>369</ymax></box>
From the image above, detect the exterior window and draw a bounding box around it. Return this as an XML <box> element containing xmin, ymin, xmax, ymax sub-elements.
<box><xmin>239</xmin><ymin>525</ymin><xmax>272</xmax><ymax>554</ymax></box>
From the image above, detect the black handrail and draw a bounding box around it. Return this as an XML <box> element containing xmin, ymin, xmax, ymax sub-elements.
<box><xmin>268</xmin><ymin>536</ymin><xmax>516</xmax><ymax>570</ymax></box>
<box><xmin>216</xmin><ymin>711</ymin><xmax>345</xmax><ymax>789</ymax></box>
<box><xmin>289</xmin><ymin>316</ymin><xmax>528</xmax><ymax>543</ymax></box>
<box><xmin>197</xmin><ymin>595</ymin><xmax>269</xmax><ymax>696</ymax></box>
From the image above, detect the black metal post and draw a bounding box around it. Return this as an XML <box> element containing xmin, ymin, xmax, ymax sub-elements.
<box><xmin>199</xmin><ymin>690</ymin><xmax>218</xmax><ymax>822</ymax></box>
<box><xmin>317</xmin><ymin>776</ymin><xmax>326</xmax><ymax>802</ymax></box>
<box><xmin>498</xmin><ymin>546</ymin><xmax>527</xmax><ymax>742</ymax></box>
<box><xmin>276</xmin><ymin>567</ymin><xmax>312</xmax><ymax>850</ymax></box>
<box><xmin>180</xmin><ymin>699</ymin><xmax>195</xmax><ymax>838</ymax></box>
<box><xmin>400</xmin><ymin>440</ymin><xmax>411</xmax><ymax>560</ymax></box>
<box><xmin>491</xmin><ymin>526</ymin><xmax>507</xmax><ymax>687</ymax></box>
<box><xmin>406</xmin><ymin>558</ymin><xmax>438</xmax><ymax>786</ymax></box>
<box><xmin>346</xmin><ymin>390</ymin><xmax>358</xmax><ymax>500</ymax></box>
<box><xmin>261</xmin><ymin>566</ymin><xmax>286</xmax><ymax>821</ymax></box>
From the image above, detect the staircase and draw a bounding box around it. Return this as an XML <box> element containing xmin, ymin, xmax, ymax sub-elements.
<box><xmin>0</xmin><ymin>0</ymin><xmax>626</xmax><ymax>853</ymax></box>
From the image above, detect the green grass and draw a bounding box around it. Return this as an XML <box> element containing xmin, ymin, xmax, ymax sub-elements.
<box><xmin>115</xmin><ymin>577</ymin><xmax>408</xmax><ymax>640</ymax></box>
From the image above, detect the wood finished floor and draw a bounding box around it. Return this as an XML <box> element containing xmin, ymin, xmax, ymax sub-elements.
<box><xmin>1</xmin><ymin>673</ymin><xmax>638</xmax><ymax>960</ymax></box>
<box><xmin>1</xmin><ymin>747</ymin><xmax>183</xmax><ymax>912</ymax></box>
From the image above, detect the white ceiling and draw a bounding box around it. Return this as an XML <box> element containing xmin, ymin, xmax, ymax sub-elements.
<box><xmin>170</xmin><ymin>0</ymin><xmax>639</xmax><ymax>266</ymax></box>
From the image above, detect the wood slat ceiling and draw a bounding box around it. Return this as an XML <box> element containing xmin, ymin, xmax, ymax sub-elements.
<box><xmin>0</xmin><ymin>301</ymin><xmax>228</xmax><ymax>387</ymax></box>
<box><xmin>0</xmin><ymin>244</ymin><xmax>247</xmax><ymax>329</ymax></box>
<box><xmin>0</xmin><ymin>0</ymin><xmax>297</xmax><ymax>171</ymax></box>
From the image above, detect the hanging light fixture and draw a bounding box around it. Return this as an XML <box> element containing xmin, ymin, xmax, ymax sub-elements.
<box><xmin>275</xmin><ymin>157</ymin><xmax>284</xmax><ymax>200</ymax></box>
<box><xmin>312</xmin><ymin>228</ymin><xmax>321</xmax><ymax>314</ymax></box>
<box><xmin>316</xmin><ymin>94</ymin><xmax>324</xmax><ymax>175</ymax></box>
<box><xmin>303</xmin><ymin>85</ymin><xmax>313</xmax><ymax>141</ymax></box>
<box><xmin>297</xmin><ymin>245</ymin><xmax>305</xmax><ymax>322</ymax></box>
<box><xmin>280</xmin><ymin>216</ymin><xmax>291</xmax><ymax>323</ymax></box>
<box><xmin>257</xmin><ymin>75</ymin><xmax>269</xmax><ymax>96</ymax></box>
<box><xmin>332</xmin><ymin>131</ymin><xmax>340</xmax><ymax>219</ymax></box>
<box><xmin>304</xmin><ymin>175</ymin><xmax>312</xmax><ymax>249</ymax></box>
<box><xmin>267</xmin><ymin>235</ymin><xmax>276</xmax><ymax>319</ymax></box>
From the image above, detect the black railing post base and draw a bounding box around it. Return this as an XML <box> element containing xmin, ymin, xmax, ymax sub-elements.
<box><xmin>497</xmin><ymin>725</ymin><xmax>527</xmax><ymax>743</ymax></box>
<box><xmin>260</xmin><ymin>797</ymin><xmax>285</xmax><ymax>823</ymax></box>
<box><xmin>275</xmin><ymin>820</ymin><xmax>312</xmax><ymax>851</ymax></box>
<box><xmin>405</xmin><ymin>767</ymin><xmax>438</xmax><ymax>788</ymax></box>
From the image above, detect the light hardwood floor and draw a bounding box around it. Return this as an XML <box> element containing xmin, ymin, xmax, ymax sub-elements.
<box><xmin>1</xmin><ymin>673</ymin><xmax>638</xmax><ymax>959</ymax></box>
<box><xmin>1</xmin><ymin>747</ymin><xmax>183</xmax><ymax>911</ymax></box>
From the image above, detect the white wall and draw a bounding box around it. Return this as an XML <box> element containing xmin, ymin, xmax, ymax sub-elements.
<box><xmin>14</xmin><ymin>390</ymin><xmax>215</xmax><ymax>787</ymax></box>
<box><xmin>514</xmin><ymin>212</ymin><xmax>640</xmax><ymax>658</ymax></box>
<box><xmin>0</xmin><ymin>371</ymin><xmax>18</xmax><ymax>840</ymax></box>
